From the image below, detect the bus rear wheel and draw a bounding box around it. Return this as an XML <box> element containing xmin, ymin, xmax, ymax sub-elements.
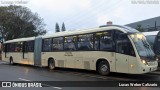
<box><xmin>98</xmin><ymin>61</ymin><xmax>110</xmax><ymax>75</ymax></box>
<box><xmin>9</xmin><ymin>57</ymin><xmax>14</xmax><ymax>65</ymax></box>
<box><xmin>48</xmin><ymin>59</ymin><xmax>55</xmax><ymax>70</ymax></box>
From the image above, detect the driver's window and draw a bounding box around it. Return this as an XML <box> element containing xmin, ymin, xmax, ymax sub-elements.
<box><xmin>116</xmin><ymin>31</ymin><xmax>135</xmax><ymax>56</ymax></box>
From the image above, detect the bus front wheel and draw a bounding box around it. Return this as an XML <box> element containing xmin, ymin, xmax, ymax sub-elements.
<box><xmin>48</xmin><ymin>59</ymin><xmax>55</xmax><ymax>70</ymax></box>
<box><xmin>98</xmin><ymin>61</ymin><xmax>110</xmax><ymax>75</ymax></box>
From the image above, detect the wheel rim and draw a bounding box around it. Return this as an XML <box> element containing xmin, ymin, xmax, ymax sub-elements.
<box><xmin>101</xmin><ymin>65</ymin><xmax>108</xmax><ymax>72</ymax></box>
<box><xmin>49</xmin><ymin>61</ymin><xmax>54</xmax><ymax>69</ymax></box>
<box><xmin>10</xmin><ymin>59</ymin><xmax>13</xmax><ymax>64</ymax></box>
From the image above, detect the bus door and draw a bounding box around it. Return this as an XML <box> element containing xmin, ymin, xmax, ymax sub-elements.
<box><xmin>4</xmin><ymin>44</ymin><xmax>9</xmax><ymax>58</ymax></box>
<box><xmin>115</xmin><ymin>31</ymin><xmax>136</xmax><ymax>73</ymax></box>
<box><xmin>115</xmin><ymin>34</ymin><xmax>129</xmax><ymax>73</ymax></box>
<box><xmin>23</xmin><ymin>42</ymin><xmax>29</xmax><ymax>59</ymax></box>
<box><xmin>34</xmin><ymin>37</ymin><xmax>42</xmax><ymax>66</ymax></box>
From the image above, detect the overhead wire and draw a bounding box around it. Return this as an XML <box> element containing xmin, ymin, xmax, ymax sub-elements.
<box><xmin>50</xmin><ymin>0</ymin><xmax>125</xmax><ymax>32</ymax></box>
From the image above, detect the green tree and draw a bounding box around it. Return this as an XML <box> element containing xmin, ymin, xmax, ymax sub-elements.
<box><xmin>136</xmin><ymin>24</ymin><xmax>144</xmax><ymax>32</ymax></box>
<box><xmin>61</xmin><ymin>22</ymin><xmax>66</xmax><ymax>31</ymax></box>
<box><xmin>0</xmin><ymin>5</ymin><xmax>46</xmax><ymax>41</ymax></box>
<box><xmin>55</xmin><ymin>23</ymin><xmax>60</xmax><ymax>32</ymax></box>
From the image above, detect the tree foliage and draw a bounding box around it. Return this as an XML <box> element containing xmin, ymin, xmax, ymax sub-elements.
<box><xmin>61</xmin><ymin>22</ymin><xmax>66</xmax><ymax>31</ymax></box>
<box><xmin>0</xmin><ymin>5</ymin><xmax>46</xmax><ymax>42</ymax></box>
<box><xmin>136</xmin><ymin>24</ymin><xmax>144</xmax><ymax>32</ymax></box>
<box><xmin>55</xmin><ymin>23</ymin><xmax>60</xmax><ymax>32</ymax></box>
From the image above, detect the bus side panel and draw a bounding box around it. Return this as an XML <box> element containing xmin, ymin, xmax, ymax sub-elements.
<box><xmin>2</xmin><ymin>52</ymin><xmax>9</xmax><ymax>62</ymax></box>
<box><xmin>128</xmin><ymin>56</ymin><xmax>138</xmax><ymax>74</ymax></box>
<box><xmin>80</xmin><ymin>51</ymin><xmax>115</xmax><ymax>71</ymax></box>
<box><xmin>2</xmin><ymin>52</ymin><xmax>29</xmax><ymax>64</ymax></box>
<box><xmin>27</xmin><ymin>52</ymin><xmax>34</xmax><ymax>65</ymax></box>
<box><xmin>41</xmin><ymin>52</ymin><xmax>67</xmax><ymax>67</ymax></box>
<box><xmin>41</xmin><ymin>51</ymin><xmax>116</xmax><ymax>71</ymax></box>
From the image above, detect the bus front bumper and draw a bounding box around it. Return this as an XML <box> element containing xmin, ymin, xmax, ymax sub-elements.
<box><xmin>141</xmin><ymin>65</ymin><xmax>158</xmax><ymax>73</ymax></box>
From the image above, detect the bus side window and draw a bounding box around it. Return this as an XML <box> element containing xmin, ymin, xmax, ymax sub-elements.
<box><xmin>24</xmin><ymin>41</ymin><xmax>34</xmax><ymax>52</ymax></box>
<box><xmin>94</xmin><ymin>33</ymin><xmax>100</xmax><ymax>50</ymax></box>
<box><xmin>52</xmin><ymin>37</ymin><xmax>63</xmax><ymax>51</ymax></box>
<box><xmin>14</xmin><ymin>42</ymin><xmax>23</xmax><ymax>52</ymax></box>
<box><xmin>28</xmin><ymin>41</ymin><xmax>34</xmax><ymax>52</ymax></box>
<box><xmin>95</xmin><ymin>30</ymin><xmax>113</xmax><ymax>51</ymax></box>
<box><xmin>64</xmin><ymin>36</ymin><xmax>76</xmax><ymax>51</ymax></box>
<box><xmin>42</xmin><ymin>38</ymin><xmax>52</xmax><ymax>52</ymax></box>
<box><xmin>116</xmin><ymin>31</ymin><xmax>135</xmax><ymax>56</ymax></box>
<box><xmin>7</xmin><ymin>43</ymin><xmax>14</xmax><ymax>52</ymax></box>
<box><xmin>3</xmin><ymin>44</ymin><xmax>6</xmax><ymax>52</ymax></box>
<box><xmin>78</xmin><ymin>34</ymin><xmax>93</xmax><ymax>50</ymax></box>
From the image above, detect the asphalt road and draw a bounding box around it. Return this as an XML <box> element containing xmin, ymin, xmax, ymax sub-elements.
<box><xmin>0</xmin><ymin>61</ymin><xmax>160</xmax><ymax>90</ymax></box>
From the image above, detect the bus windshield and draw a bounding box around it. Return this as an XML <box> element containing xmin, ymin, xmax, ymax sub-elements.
<box><xmin>130</xmin><ymin>33</ymin><xmax>155</xmax><ymax>60</ymax></box>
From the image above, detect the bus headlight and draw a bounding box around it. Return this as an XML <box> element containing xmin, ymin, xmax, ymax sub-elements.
<box><xmin>142</xmin><ymin>60</ymin><xmax>147</xmax><ymax>65</ymax></box>
<box><xmin>156</xmin><ymin>57</ymin><xmax>159</xmax><ymax>61</ymax></box>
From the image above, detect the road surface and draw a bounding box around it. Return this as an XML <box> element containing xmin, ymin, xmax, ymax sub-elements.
<box><xmin>0</xmin><ymin>61</ymin><xmax>160</xmax><ymax>90</ymax></box>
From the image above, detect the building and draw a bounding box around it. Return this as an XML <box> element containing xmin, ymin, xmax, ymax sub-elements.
<box><xmin>126</xmin><ymin>16</ymin><xmax>160</xmax><ymax>32</ymax></box>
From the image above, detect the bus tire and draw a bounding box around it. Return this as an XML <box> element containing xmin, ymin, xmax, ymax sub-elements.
<box><xmin>9</xmin><ymin>57</ymin><xmax>14</xmax><ymax>65</ymax></box>
<box><xmin>98</xmin><ymin>61</ymin><xmax>110</xmax><ymax>75</ymax></box>
<box><xmin>48</xmin><ymin>59</ymin><xmax>55</xmax><ymax>70</ymax></box>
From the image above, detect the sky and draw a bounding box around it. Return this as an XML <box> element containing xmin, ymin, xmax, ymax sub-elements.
<box><xmin>1</xmin><ymin>0</ymin><xmax>160</xmax><ymax>34</ymax></box>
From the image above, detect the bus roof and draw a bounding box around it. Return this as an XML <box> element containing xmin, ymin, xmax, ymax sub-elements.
<box><xmin>4</xmin><ymin>37</ymin><xmax>35</xmax><ymax>43</ymax></box>
<box><xmin>99</xmin><ymin>25</ymin><xmax>139</xmax><ymax>33</ymax></box>
<box><xmin>4</xmin><ymin>25</ymin><xmax>139</xmax><ymax>43</ymax></box>
<box><xmin>143</xmin><ymin>31</ymin><xmax>159</xmax><ymax>36</ymax></box>
<box><xmin>43</xmin><ymin>25</ymin><xmax>139</xmax><ymax>39</ymax></box>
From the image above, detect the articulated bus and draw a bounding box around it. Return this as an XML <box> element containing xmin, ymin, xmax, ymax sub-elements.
<box><xmin>2</xmin><ymin>25</ymin><xmax>158</xmax><ymax>75</ymax></box>
<box><xmin>143</xmin><ymin>31</ymin><xmax>160</xmax><ymax>66</ymax></box>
